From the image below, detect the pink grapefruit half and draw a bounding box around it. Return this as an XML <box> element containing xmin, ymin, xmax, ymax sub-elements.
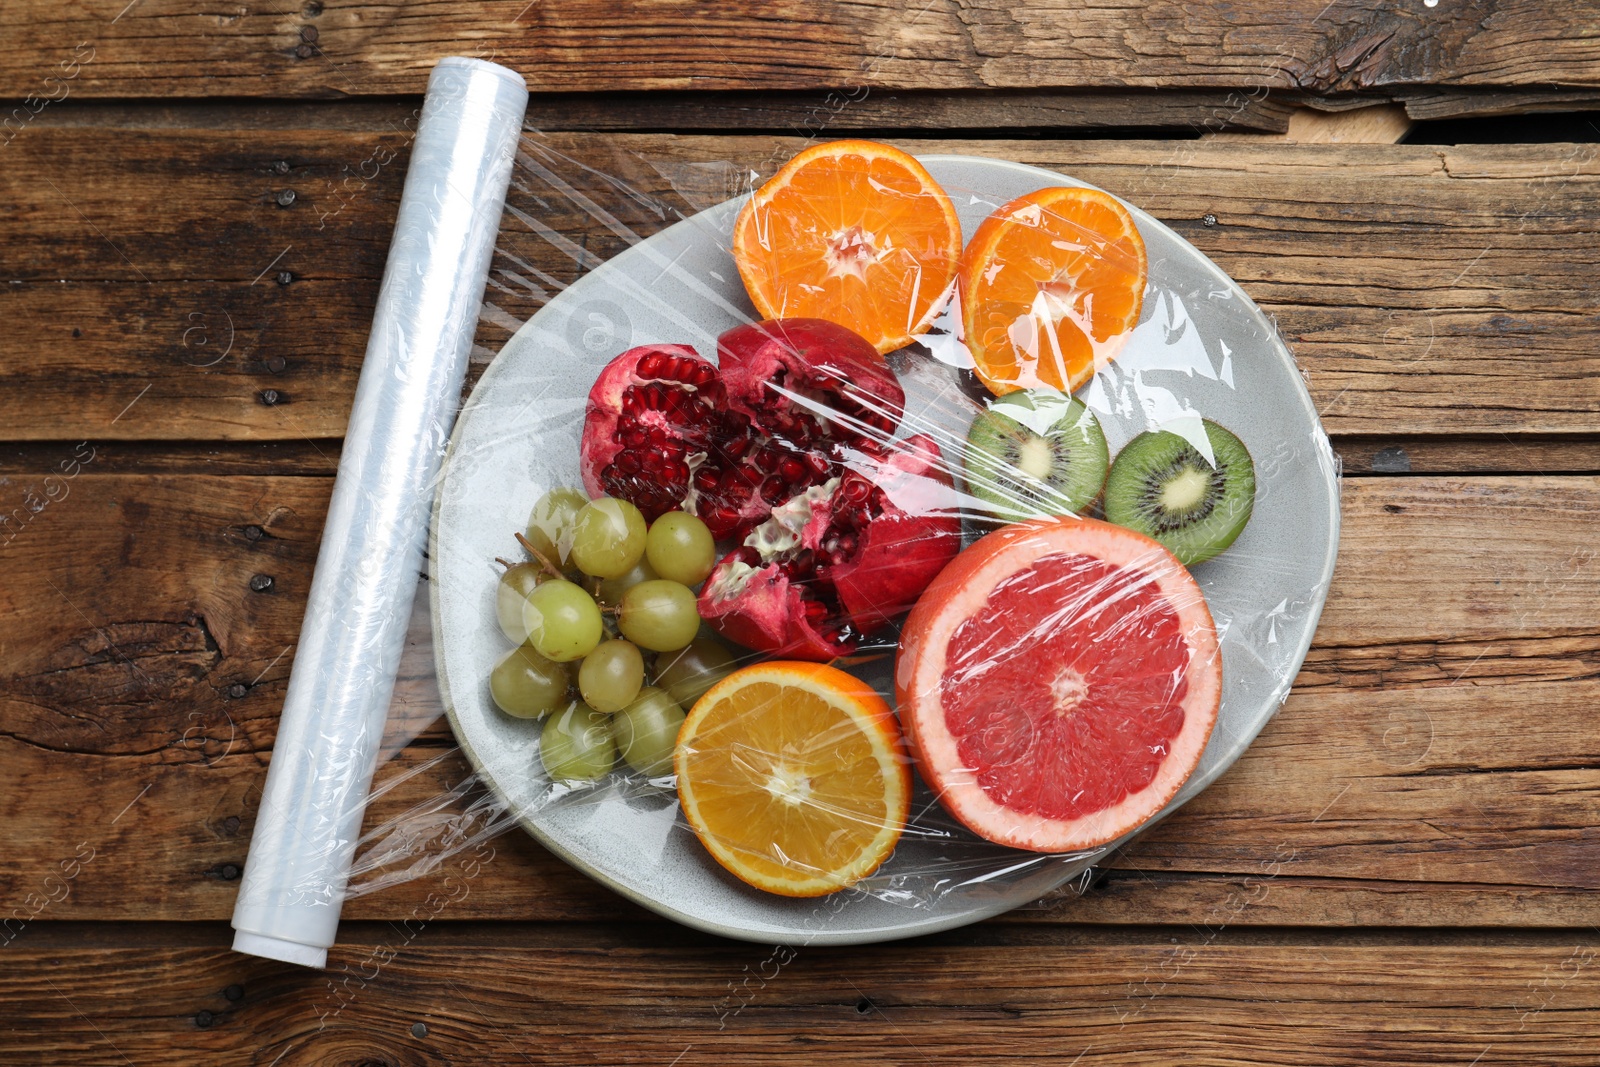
<box><xmin>895</xmin><ymin>516</ymin><xmax>1221</xmax><ymax>853</ymax></box>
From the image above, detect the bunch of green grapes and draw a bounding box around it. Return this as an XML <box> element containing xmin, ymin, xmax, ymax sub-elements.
<box><xmin>487</xmin><ymin>488</ymin><xmax>738</xmax><ymax>784</ymax></box>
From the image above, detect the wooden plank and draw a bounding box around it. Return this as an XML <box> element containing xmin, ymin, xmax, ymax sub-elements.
<box><xmin>2</xmin><ymin>473</ymin><xmax>1598</xmax><ymax>927</ymax></box>
<box><xmin>3</xmin><ymin>923</ymin><xmax>1600</xmax><ymax>1065</ymax></box>
<box><xmin>5</xmin><ymin>1</ymin><xmax>1600</xmax><ymax>98</ymax></box>
<box><xmin>1398</xmin><ymin>86</ymin><xmax>1600</xmax><ymax>122</ymax></box>
<box><xmin>31</xmin><ymin>90</ymin><xmax>1300</xmax><ymax>134</ymax></box>
<box><xmin>4</xmin><ymin>129</ymin><xmax>1598</xmax><ymax>441</ymax></box>
<box><xmin>1335</xmin><ymin>436</ymin><xmax>1600</xmax><ymax>475</ymax></box>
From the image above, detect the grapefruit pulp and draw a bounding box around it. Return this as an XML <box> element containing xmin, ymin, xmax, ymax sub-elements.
<box><xmin>895</xmin><ymin>517</ymin><xmax>1220</xmax><ymax>853</ymax></box>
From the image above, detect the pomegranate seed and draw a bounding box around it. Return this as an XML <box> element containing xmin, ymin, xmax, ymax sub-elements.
<box><xmin>733</xmin><ymin>546</ymin><xmax>761</xmax><ymax>567</ymax></box>
<box><xmin>791</xmin><ymin>549</ymin><xmax>815</xmax><ymax>575</ymax></box>
<box><xmin>694</xmin><ymin>469</ymin><xmax>719</xmax><ymax>492</ymax></box>
<box><xmin>617</xmin><ymin>453</ymin><xmax>641</xmax><ymax>474</ymax></box>
<box><xmin>639</xmin><ymin>352</ymin><xmax>665</xmax><ymax>378</ymax></box>
<box><xmin>803</xmin><ymin>599</ymin><xmax>828</xmax><ymax>620</ymax></box>
<box><xmin>835</xmin><ymin>533</ymin><xmax>858</xmax><ymax>558</ymax></box>
<box><xmin>805</xmin><ymin>453</ymin><xmax>832</xmax><ymax>478</ymax></box>
<box><xmin>761</xmin><ymin>475</ymin><xmax>788</xmax><ymax>504</ymax></box>
<box><xmin>780</xmin><ymin>457</ymin><xmax>806</xmax><ymax>482</ymax></box>
<box><xmin>724</xmin><ymin>437</ymin><xmax>750</xmax><ymax>460</ymax></box>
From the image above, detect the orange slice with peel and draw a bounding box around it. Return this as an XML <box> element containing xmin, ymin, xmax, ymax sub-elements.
<box><xmin>959</xmin><ymin>186</ymin><xmax>1147</xmax><ymax>396</ymax></box>
<box><xmin>675</xmin><ymin>660</ymin><xmax>911</xmax><ymax>897</ymax></box>
<box><xmin>732</xmin><ymin>139</ymin><xmax>961</xmax><ymax>354</ymax></box>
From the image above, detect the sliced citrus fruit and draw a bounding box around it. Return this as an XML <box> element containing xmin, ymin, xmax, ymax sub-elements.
<box><xmin>959</xmin><ymin>186</ymin><xmax>1147</xmax><ymax>396</ymax></box>
<box><xmin>675</xmin><ymin>660</ymin><xmax>911</xmax><ymax>897</ymax></box>
<box><xmin>731</xmin><ymin>139</ymin><xmax>961</xmax><ymax>354</ymax></box>
<box><xmin>896</xmin><ymin>516</ymin><xmax>1219</xmax><ymax>853</ymax></box>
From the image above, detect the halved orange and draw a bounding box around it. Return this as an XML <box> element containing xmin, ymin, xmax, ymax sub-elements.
<box><xmin>959</xmin><ymin>186</ymin><xmax>1147</xmax><ymax>396</ymax></box>
<box><xmin>731</xmin><ymin>139</ymin><xmax>961</xmax><ymax>354</ymax></box>
<box><xmin>675</xmin><ymin>661</ymin><xmax>911</xmax><ymax>897</ymax></box>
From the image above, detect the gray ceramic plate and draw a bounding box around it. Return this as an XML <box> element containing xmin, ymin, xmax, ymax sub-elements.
<box><xmin>432</xmin><ymin>154</ymin><xmax>1340</xmax><ymax>944</ymax></box>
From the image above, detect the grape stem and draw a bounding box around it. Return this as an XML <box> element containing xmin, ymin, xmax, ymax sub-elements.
<box><xmin>513</xmin><ymin>531</ymin><xmax>565</xmax><ymax>578</ymax></box>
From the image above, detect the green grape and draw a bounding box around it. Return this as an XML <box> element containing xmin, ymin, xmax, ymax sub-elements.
<box><xmin>588</xmin><ymin>556</ymin><xmax>658</xmax><ymax>607</ymax></box>
<box><xmin>652</xmin><ymin>636</ymin><xmax>738</xmax><ymax>709</ymax></box>
<box><xmin>495</xmin><ymin>561</ymin><xmax>544</xmax><ymax>644</ymax></box>
<box><xmin>617</xmin><ymin>579</ymin><xmax>700</xmax><ymax>652</ymax></box>
<box><xmin>525</xmin><ymin>487</ymin><xmax>587</xmax><ymax>567</ymax></box>
<box><xmin>522</xmin><ymin>579</ymin><xmax>603</xmax><ymax>662</ymax></box>
<box><xmin>577</xmin><ymin>639</ymin><xmax>645</xmax><ymax>713</ymax></box>
<box><xmin>645</xmin><ymin>511</ymin><xmax>716</xmax><ymax>587</ymax></box>
<box><xmin>570</xmin><ymin>497</ymin><xmax>648</xmax><ymax>579</ymax></box>
<box><xmin>539</xmin><ymin>702</ymin><xmax>616</xmax><ymax>783</ymax></box>
<box><xmin>489</xmin><ymin>645</ymin><xmax>571</xmax><ymax>719</ymax></box>
<box><xmin>615</xmin><ymin>686</ymin><xmax>685</xmax><ymax>777</ymax></box>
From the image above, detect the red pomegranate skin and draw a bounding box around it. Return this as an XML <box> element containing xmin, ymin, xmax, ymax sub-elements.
<box><xmin>578</xmin><ymin>343</ymin><xmax>710</xmax><ymax>505</ymax></box>
<box><xmin>828</xmin><ymin>435</ymin><xmax>962</xmax><ymax>632</ymax></box>
<box><xmin>578</xmin><ymin>320</ymin><xmax>907</xmax><ymax>541</ymax></box>
<box><xmin>715</xmin><ymin>318</ymin><xmax>905</xmax><ymax>439</ymax></box>
<box><xmin>697</xmin><ymin>433</ymin><xmax>962</xmax><ymax>661</ymax></box>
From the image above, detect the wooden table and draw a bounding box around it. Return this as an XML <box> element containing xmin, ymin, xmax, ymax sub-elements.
<box><xmin>4</xmin><ymin>4</ymin><xmax>1600</xmax><ymax>1063</ymax></box>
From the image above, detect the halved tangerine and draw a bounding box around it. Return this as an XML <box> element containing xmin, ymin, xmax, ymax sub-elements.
<box><xmin>895</xmin><ymin>516</ymin><xmax>1220</xmax><ymax>853</ymax></box>
<box><xmin>731</xmin><ymin>139</ymin><xmax>962</xmax><ymax>354</ymax></box>
<box><xmin>675</xmin><ymin>660</ymin><xmax>911</xmax><ymax>897</ymax></box>
<box><xmin>959</xmin><ymin>186</ymin><xmax>1147</xmax><ymax>396</ymax></box>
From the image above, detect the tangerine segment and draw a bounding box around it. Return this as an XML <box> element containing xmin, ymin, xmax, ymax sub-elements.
<box><xmin>959</xmin><ymin>187</ymin><xmax>1147</xmax><ymax>396</ymax></box>
<box><xmin>732</xmin><ymin>140</ymin><xmax>962</xmax><ymax>354</ymax></box>
<box><xmin>896</xmin><ymin>517</ymin><xmax>1219</xmax><ymax>854</ymax></box>
<box><xmin>675</xmin><ymin>661</ymin><xmax>911</xmax><ymax>897</ymax></box>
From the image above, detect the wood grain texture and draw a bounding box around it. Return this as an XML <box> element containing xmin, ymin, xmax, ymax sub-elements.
<box><xmin>4</xmin><ymin>1</ymin><xmax>1600</xmax><ymax>97</ymax></box>
<box><xmin>5</xmin><ymin>129</ymin><xmax>1598</xmax><ymax>441</ymax></box>
<box><xmin>2</xmin><ymin>473</ymin><xmax>1596</xmax><ymax>927</ymax></box>
<box><xmin>3</xmin><ymin>923</ymin><xmax>1600</xmax><ymax>1065</ymax></box>
<box><xmin>26</xmin><ymin>89</ymin><xmax>1300</xmax><ymax>134</ymax></box>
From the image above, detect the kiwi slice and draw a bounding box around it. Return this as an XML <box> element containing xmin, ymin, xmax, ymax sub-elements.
<box><xmin>963</xmin><ymin>390</ymin><xmax>1110</xmax><ymax>520</ymax></box>
<box><xmin>1104</xmin><ymin>419</ymin><xmax>1255</xmax><ymax>565</ymax></box>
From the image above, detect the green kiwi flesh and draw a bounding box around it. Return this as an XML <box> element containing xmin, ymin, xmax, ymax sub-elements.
<box><xmin>963</xmin><ymin>390</ymin><xmax>1110</xmax><ymax>520</ymax></box>
<box><xmin>1104</xmin><ymin>419</ymin><xmax>1255</xmax><ymax>565</ymax></box>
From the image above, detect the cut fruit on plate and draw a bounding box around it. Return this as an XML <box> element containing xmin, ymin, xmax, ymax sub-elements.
<box><xmin>676</xmin><ymin>661</ymin><xmax>912</xmax><ymax>897</ymax></box>
<box><xmin>896</xmin><ymin>517</ymin><xmax>1220</xmax><ymax>853</ymax></box>
<box><xmin>959</xmin><ymin>186</ymin><xmax>1147</xmax><ymax>397</ymax></box>
<box><xmin>963</xmin><ymin>389</ymin><xmax>1109</xmax><ymax>520</ymax></box>
<box><xmin>732</xmin><ymin>140</ymin><xmax>962</xmax><ymax>355</ymax></box>
<box><xmin>1104</xmin><ymin>418</ymin><xmax>1256</xmax><ymax>567</ymax></box>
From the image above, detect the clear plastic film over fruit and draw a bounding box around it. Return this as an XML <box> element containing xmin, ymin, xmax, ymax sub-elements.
<box><xmin>338</xmin><ymin>134</ymin><xmax>1340</xmax><ymax>943</ymax></box>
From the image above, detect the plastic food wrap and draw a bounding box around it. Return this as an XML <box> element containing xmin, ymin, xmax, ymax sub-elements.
<box><xmin>230</xmin><ymin>57</ymin><xmax>528</xmax><ymax>968</ymax></box>
<box><xmin>247</xmin><ymin>129</ymin><xmax>1341</xmax><ymax>955</ymax></box>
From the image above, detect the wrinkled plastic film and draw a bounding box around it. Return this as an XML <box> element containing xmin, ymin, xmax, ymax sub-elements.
<box><xmin>230</xmin><ymin>58</ymin><xmax>528</xmax><ymax>969</ymax></box>
<box><xmin>337</xmin><ymin>133</ymin><xmax>1340</xmax><ymax>942</ymax></box>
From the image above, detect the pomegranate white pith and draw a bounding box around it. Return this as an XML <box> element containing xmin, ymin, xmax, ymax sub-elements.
<box><xmin>698</xmin><ymin>436</ymin><xmax>962</xmax><ymax>661</ymax></box>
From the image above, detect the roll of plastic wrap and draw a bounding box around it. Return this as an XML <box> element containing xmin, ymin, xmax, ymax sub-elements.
<box><xmin>231</xmin><ymin>57</ymin><xmax>528</xmax><ymax>970</ymax></box>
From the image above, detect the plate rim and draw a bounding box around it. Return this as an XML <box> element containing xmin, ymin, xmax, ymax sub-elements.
<box><xmin>430</xmin><ymin>151</ymin><xmax>1342</xmax><ymax>944</ymax></box>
